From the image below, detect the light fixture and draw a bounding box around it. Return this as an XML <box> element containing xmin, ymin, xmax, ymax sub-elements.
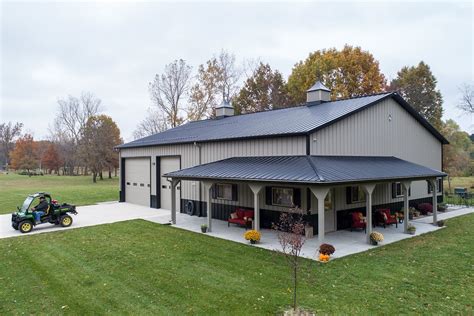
<box><xmin>388</xmin><ymin>114</ymin><xmax>392</xmax><ymax>122</ymax></box>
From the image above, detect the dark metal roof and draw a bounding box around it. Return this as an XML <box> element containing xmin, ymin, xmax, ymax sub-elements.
<box><xmin>165</xmin><ymin>155</ymin><xmax>446</xmax><ymax>184</ymax></box>
<box><xmin>119</xmin><ymin>92</ymin><xmax>448</xmax><ymax>149</ymax></box>
<box><xmin>307</xmin><ymin>81</ymin><xmax>331</xmax><ymax>92</ymax></box>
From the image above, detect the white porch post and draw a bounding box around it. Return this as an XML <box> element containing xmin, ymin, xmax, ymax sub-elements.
<box><xmin>248</xmin><ymin>184</ymin><xmax>263</xmax><ymax>231</ymax></box>
<box><xmin>402</xmin><ymin>181</ymin><xmax>412</xmax><ymax>233</ymax></box>
<box><xmin>170</xmin><ymin>179</ymin><xmax>179</xmax><ymax>224</ymax></box>
<box><xmin>362</xmin><ymin>184</ymin><xmax>376</xmax><ymax>244</ymax></box>
<box><xmin>310</xmin><ymin>186</ymin><xmax>330</xmax><ymax>242</ymax></box>
<box><xmin>429</xmin><ymin>178</ymin><xmax>438</xmax><ymax>224</ymax></box>
<box><xmin>203</xmin><ymin>181</ymin><xmax>213</xmax><ymax>232</ymax></box>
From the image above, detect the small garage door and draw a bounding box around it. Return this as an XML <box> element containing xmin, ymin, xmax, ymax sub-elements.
<box><xmin>125</xmin><ymin>158</ymin><xmax>150</xmax><ymax>207</ymax></box>
<box><xmin>160</xmin><ymin>157</ymin><xmax>180</xmax><ymax>212</ymax></box>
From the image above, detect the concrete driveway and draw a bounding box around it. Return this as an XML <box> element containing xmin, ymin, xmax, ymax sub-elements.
<box><xmin>0</xmin><ymin>202</ymin><xmax>171</xmax><ymax>239</ymax></box>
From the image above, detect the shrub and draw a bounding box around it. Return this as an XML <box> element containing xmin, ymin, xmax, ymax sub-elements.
<box><xmin>370</xmin><ymin>231</ymin><xmax>384</xmax><ymax>242</ymax></box>
<box><xmin>318</xmin><ymin>243</ymin><xmax>335</xmax><ymax>255</ymax></box>
<box><xmin>244</xmin><ymin>230</ymin><xmax>261</xmax><ymax>242</ymax></box>
<box><xmin>407</xmin><ymin>224</ymin><xmax>416</xmax><ymax>232</ymax></box>
<box><xmin>200</xmin><ymin>224</ymin><xmax>208</xmax><ymax>229</ymax></box>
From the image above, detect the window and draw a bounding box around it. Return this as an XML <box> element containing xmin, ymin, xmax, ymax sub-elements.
<box><xmin>428</xmin><ymin>178</ymin><xmax>443</xmax><ymax>194</ymax></box>
<box><xmin>271</xmin><ymin>187</ymin><xmax>294</xmax><ymax>207</ymax></box>
<box><xmin>213</xmin><ymin>183</ymin><xmax>237</xmax><ymax>201</ymax></box>
<box><xmin>392</xmin><ymin>182</ymin><xmax>410</xmax><ymax>198</ymax></box>
<box><xmin>347</xmin><ymin>186</ymin><xmax>365</xmax><ymax>204</ymax></box>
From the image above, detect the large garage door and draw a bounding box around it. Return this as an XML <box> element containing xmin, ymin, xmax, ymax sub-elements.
<box><xmin>160</xmin><ymin>157</ymin><xmax>180</xmax><ymax>212</ymax></box>
<box><xmin>125</xmin><ymin>158</ymin><xmax>150</xmax><ymax>207</ymax></box>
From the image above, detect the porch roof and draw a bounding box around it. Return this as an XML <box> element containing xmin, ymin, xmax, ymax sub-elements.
<box><xmin>165</xmin><ymin>155</ymin><xmax>446</xmax><ymax>185</ymax></box>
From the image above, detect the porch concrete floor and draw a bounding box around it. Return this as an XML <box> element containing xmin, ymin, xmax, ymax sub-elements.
<box><xmin>146</xmin><ymin>206</ymin><xmax>474</xmax><ymax>260</ymax></box>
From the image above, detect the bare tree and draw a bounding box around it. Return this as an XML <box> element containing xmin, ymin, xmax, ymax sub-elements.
<box><xmin>133</xmin><ymin>108</ymin><xmax>169</xmax><ymax>140</ymax></box>
<box><xmin>0</xmin><ymin>121</ymin><xmax>23</xmax><ymax>168</ymax></box>
<box><xmin>273</xmin><ymin>207</ymin><xmax>307</xmax><ymax>312</ymax></box>
<box><xmin>149</xmin><ymin>59</ymin><xmax>192</xmax><ymax>128</ymax></box>
<box><xmin>216</xmin><ymin>50</ymin><xmax>241</xmax><ymax>103</ymax></box>
<box><xmin>458</xmin><ymin>83</ymin><xmax>474</xmax><ymax>114</ymax></box>
<box><xmin>52</xmin><ymin>92</ymin><xmax>102</xmax><ymax>175</ymax></box>
<box><xmin>186</xmin><ymin>50</ymin><xmax>241</xmax><ymax>121</ymax></box>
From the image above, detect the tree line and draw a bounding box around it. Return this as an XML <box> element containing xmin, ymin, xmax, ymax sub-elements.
<box><xmin>134</xmin><ymin>45</ymin><xmax>473</xmax><ymax>177</ymax></box>
<box><xmin>1</xmin><ymin>92</ymin><xmax>122</xmax><ymax>182</ymax></box>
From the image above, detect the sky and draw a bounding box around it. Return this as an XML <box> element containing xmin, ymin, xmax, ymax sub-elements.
<box><xmin>1</xmin><ymin>1</ymin><xmax>473</xmax><ymax>142</ymax></box>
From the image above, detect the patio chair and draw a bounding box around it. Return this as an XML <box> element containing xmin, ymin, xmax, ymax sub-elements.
<box><xmin>375</xmin><ymin>209</ymin><xmax>398</xmax><ymax>228</ymax></box>
<box><xmin>350</xmin><ymin>211</ymin><xmax>366</xmax><ymax>233</ymax></box>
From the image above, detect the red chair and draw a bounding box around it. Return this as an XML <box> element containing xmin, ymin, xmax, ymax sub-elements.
<box><xmin>375</xmin><ymin>209</ymin><xmax>398</xmax><ymax>228</ymax></box>
<box><xmin>228</xmin><ymin>208</ymin><xmax>254</xmax><ymax>229</ymax></box>
<box><xmin>350</xmin><ymin>212</ymin><xmax>366</xmax><ymax>233</ymax></box>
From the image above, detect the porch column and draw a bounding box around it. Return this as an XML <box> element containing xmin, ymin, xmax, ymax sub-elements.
<box><xmin>170</xmin><ymin>179</ymin><xmax>179</xmax><ymax>224</ymax></box>
<box><xmin>249</xmin><ymin>184</ymin><xmax>263</xmax><ymax>231</ymax></box>
<box><xmin>310</xmin><ymin>186</ymin><xmax>330</xmax><ymax>242</ymax></box>
<box><xmin>203</xmin><ymin>181</ymin><xmax>213</xmax><ymax>232</ymax></box>
<box><xmin>429</xmin><ymin>178</ymin><xmax>438</xmax><ymax>224</ymax></box>
<box><xmin>402</xmin><ymin>181</ymin><xmax>412</xmax><ymax>233</ymax></box>
<box><xmin>362</xmin><ymin>184</ymin><xmax>376</xmax><ymax>244</ymax></box>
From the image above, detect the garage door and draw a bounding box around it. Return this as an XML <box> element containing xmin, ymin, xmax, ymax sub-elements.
<box><xmin>160</xmin><ymin>157</ymin><xmax>180</xmax><ymax>212</ymax></box>
<box><xmin>125</xmin><ymin>158</ymin><xmax>150</xmax><ymax>207</ymax></box>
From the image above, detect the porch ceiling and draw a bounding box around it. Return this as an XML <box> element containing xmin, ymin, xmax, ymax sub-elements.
<box><xmin>164</xmin><ymin>155</ymin><xmax>446</xmax><ymax>185</ymax></box>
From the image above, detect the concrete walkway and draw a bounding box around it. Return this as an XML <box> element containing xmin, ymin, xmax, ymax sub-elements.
<box><xmin>146</xmin><ymin>206</ymin><xmax>474</xmax><ymax>260</ymax></box>
<box><xmin>0</xmin><ymin>202</ymin><xmax>163</xmax><ymax>239</ymax></box>
<box><xmin>2</xmin><ymin>201</ymin><xmax>472</xmax><ymax>261</ymax></box>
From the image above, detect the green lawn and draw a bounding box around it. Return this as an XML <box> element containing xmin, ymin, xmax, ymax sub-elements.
<box><xmin>1</xmin><ymin>215</ymin><xmax>472</xmax><ymax>315</ymax></box>
<box><xmin>0</xmin><ymin>173</ymin><xmax>119</xmax><ymax>214</ymax></box>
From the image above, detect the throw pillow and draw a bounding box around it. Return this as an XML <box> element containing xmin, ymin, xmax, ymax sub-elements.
<box><xmin>230</xmin><ymin>212</ymin><xmax>238</xmax><ymax>219</ymax></box>
<box><xmin>382</xmin><ymin>212</ymin><xmax>388</xmax><ymax>221</ymax></box>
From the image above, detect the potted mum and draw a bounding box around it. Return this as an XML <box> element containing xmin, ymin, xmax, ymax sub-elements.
<box><xmin>201</xmin><ymin>224</ymin><xmax>208</xmax><ymax>233</ymax></box>
<box><xmin>318</xmin><ymin>243</ymin><xmax>335</xmax><ymax>262</ymax></box>
<box><xmin>244</xmin><ymin>230</ymin><xmax>261</xmax><ymax>244</ymax></box>
<box><xmin>407</xmin><ymin>224</ymin><xmax>416</xmax><ymax>235</ymax></box>
<box><xmin>369</xmin><ymin>231</ymin><xmax>384</xmax><ymax>245</ymax></box>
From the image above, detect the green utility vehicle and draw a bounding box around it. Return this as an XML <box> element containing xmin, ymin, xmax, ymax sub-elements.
<box><xmin>11</xmin><ymin>192</ymin><xmax>77</xmax><ymax>233</ymax></box>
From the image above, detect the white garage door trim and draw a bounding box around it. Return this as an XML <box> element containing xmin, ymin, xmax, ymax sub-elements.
<box><xmin>124</xmin><ymin>157</ymin><xmax>151</xmax><ymax>207</ymax></box>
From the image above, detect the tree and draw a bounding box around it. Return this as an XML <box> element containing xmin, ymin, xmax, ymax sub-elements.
<box><xmin>389</xmin><ymin>61</ymin><xmax>444</xmax><ymax>130</ymax></box>
<box><xmin>80</xmin><ymin>115</ymin><xmax>122</xmax><ymax>183</ymax></box>
<box><xmin>42</xmin><ymin>143</ymin><xmax>63</xmax><ymax>174</ymax></box>
<box><xmin>186</xmin><ymin>50</ymin><xmax>241</xmax><ymax>121</ymax></box>
<box><xmin>457</xmin><ymin>83</ymin><xmax>474</xmax><ymax>114</ymax></box>
<box><xmin>133</xmin><ymin>108</ymin><xmax>169</xmax><ymax>140</ymax></box>
<box><xmin>442</xmin><ymin>120</ymin><xmax>473</xmax><ymax>191</ymax></box>
<box><xmin>287</xmin><ymin>45</ymin><xmax>386</xmax><ymax>104</ymax></box>
<box><xmin>52</xmin><ymin>92</ymin><xmax>102</xmax><ymax>175</ymax></box>
<box><xmin>9</xmin><ymin>134</ymin><xmax>38</xmax><ymax>175</ymax></box>
<box><xmin>233</xmin><ymin>62</ymin><xmax>292</xmax><ymax>114</ymax></box>
<box><xmin>273</xmin><ymin>207</ymin><xmax>307</xmax><ymax>312</ymax></box>
<box><xmin>0</xmin><ymin>121</ymin><xmax>23</xmax><ymax>169</ymax></box>
<box><xmin>149</xmin><ymin>59</ymin><xmax>192</xmax><ymax>127</ymax></box>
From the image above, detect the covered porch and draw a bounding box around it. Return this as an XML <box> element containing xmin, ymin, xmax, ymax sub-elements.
<box><xmin>165</xmin><ymin>155</ymin><xmax>446</xmax><ymax>245</ymax></box>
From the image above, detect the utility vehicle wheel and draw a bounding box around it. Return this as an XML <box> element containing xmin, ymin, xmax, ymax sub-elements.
<box><xmin>19</xmin><ymin>221</ymin><xmax>33</xmax><ymax>233</ymax></box>
<box><xmin>60</xmin><ymin>215</ymin><xmax>73</xmax><ymax>227</ymax></box>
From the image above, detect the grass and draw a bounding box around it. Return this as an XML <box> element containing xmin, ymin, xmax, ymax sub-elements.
<box><xmin>0</xmin><ymin>173</ymin><xmax>119</xmax><ymax>214</ymax></box>
<box><xmin>0</xmin><ymin>214</ymin><xmax>472</xmax><ymax>315</ymax></box>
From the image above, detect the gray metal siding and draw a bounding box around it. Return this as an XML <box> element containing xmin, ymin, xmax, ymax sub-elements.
<box><xmin>309</xmin><ymin>97</ymin><xmax>442</xmax><ymax>208</ymax></box>
<box><xmin>120</xmin><ymin>136</ymin><xmax>306</xmax><ymax>204</ymax></box>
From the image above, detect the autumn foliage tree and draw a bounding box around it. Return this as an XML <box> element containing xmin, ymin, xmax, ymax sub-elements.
<box><xmin>9</xmin><ymin>134</ymin><xmax>38</xmax><ymax>175</ymax></box>
<box><xmin>42</xmin><ymin>143</ymin><xmax>63</xmax><ymax>174</ymax></box>
<box><xmin>287</xmin><ymin>45</ymin><xmax>386</xmax><ymax>103</ymax></box>
<box><xmin>233</xmin><ymin>62</ymin><xmax>292</xmax><ymax>114</ymax></box>
<box><xmin>389</xmin><ymin>61</ymin><xmax>444</xmax><ymax>130</ymax></box>
<box><xmin>80</xmin><ymin>115</ymin><xmax>122</xmax><ymax>182</ymax></box>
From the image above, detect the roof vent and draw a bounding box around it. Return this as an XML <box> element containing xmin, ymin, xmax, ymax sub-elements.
<box><xmin>215</xmin><ymin>100</ymin><xmax>234</xmax><ymax>118</ymax></box>
<box><xmin>306</xmin><ymin>80</ymin><xmax>331</xmax><ymax>104</ymax></box>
